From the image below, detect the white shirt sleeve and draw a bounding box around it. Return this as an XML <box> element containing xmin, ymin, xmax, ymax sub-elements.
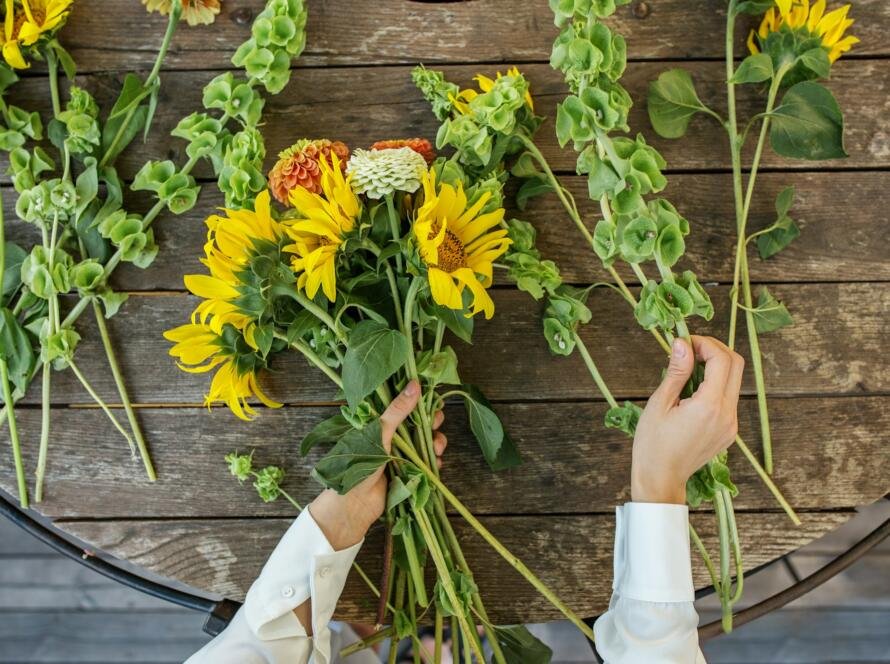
<box><xmin>593</xmin><ymin>503</ymin><xmax>707</xmax><ymax>664</ymax></box>
<box><xmin>185</xmin><ymin>508</ymin><xmax>364</xmax><ymax>664</ymax></box>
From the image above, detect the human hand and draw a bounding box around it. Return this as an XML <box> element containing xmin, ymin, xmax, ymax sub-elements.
<box><xmin>309</xmin><ymin>380</ymin><xmax>447</xmax><ymax>550</ymax></box>
<box><xmin>631</xmin><ymin>336</ymin><xmax>744</xmax><ymax>505</ymax></box>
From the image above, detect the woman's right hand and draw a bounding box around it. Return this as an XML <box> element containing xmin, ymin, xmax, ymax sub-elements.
<box><xmin>631</xmin><ymin>335</ymin><xmax>745</xmax><ymax>505</ymax></box>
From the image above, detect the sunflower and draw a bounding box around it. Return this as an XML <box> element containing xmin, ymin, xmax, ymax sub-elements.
<box><xmin>748</xmin><ymin>0</ymin><xmax>858</xmax><ymax>63</ymax></box>
<box><xmin>2</xmin><ymin>0</ymin><xmax>73</xmax><ymax>69</ymax></box>
<box><xmin>412</xmin><ymin>169</ymin><xmax>510</xmax><ymax>319</ymax></box>
<box><xmin>185</xmin><ymin>190</ymin><xmax>283</xmax><ymax>347</ymax></box>
<box><xmin>451</xmin><ymin>66</ymin><xmax>535</xmax><ymax>115</ymax></box>
<box><xmin>164</xmin><ymin>321</ymin><xmax>280</xmax><ymax>420</ymax></box>
<box><xmin>284</xmin><ymin>153</ymin><xmax>360</xmax><ymax>302</ymax></box>
<box><xmin>141</xmin><ymin>0</ymin><xmax>221</xmax><ymax>26</ymax></box>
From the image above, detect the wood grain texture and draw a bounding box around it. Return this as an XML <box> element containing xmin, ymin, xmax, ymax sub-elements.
<box><xmin>2</xmin><ymin>60</ymin><xmax>887</xmax><ymax>183</ymax></box>
<box><xmin>2</xmin><ymin>397</ymin><xmax>887</xmax><ymax>518</ymax></box>
<box><xmin>4</xmin><ymin>282</ymin><xmax>885</xmax><ymax>406</ymax></box>
<box><xmin>53</xmin><ymin>0</ymin><xmax>890</xmax><ymax>71</ymax></box>
<box><xmin>58</xmin><ymin>512</ymin><xmax>852</xmax><ymax>623</ymax></box>
<box><xmin>6</xmin><ymin>171</ymin><xmax>886</xmax><ymax>292</ymax></box>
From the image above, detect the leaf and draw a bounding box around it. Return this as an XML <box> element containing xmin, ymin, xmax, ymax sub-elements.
<box><xmin>798</xmin><ymin>47</ymin><xmax>831</xmax><ymax>79</ymax></box>
<box><xmin>494</xmin><ymin>625</ymin><xmax>553</xmax><ymax>664</ymax></box>
<box><xmin>74</xmin><ymin>158</ymin><xmax>99</xmax><ymax>217</ymax></box>
<box><xmin>756</xmin><ymin>216</ymin><xmax>800</xmax><ymax>259</ymax></box>
<box><xmin>341</xmin><ymin>320</ymin><xmax>409</xmax><ymax>409</ymax></box>
<box><xmin>143</xmin><ymin>79</ymin><xmax>161</xmax><ymax>141</ymax></box>
<box><xmin>0</xmin><ymin>308</ymin><xmax>36</xmax><ymax>397</ymax></box>
<box><xmin>516</xmin><ymin>175</ymin><xmax>554</xmax><ymax>211</ymax></box>
<box><xmin>51</xmin><ymin>41</ymin><xmax>76</xmax><ymax>80</ymax></box>
<box><xmin>770</xmin><ymin>81</ymin><xmax>847</xmax><ymax>160</ymax></box>
<box><xmin>774</xmin><ymin>185</ymin><xmax>795</xmax><ymax>217</ymax></box>
<box><xmin>417</xmin><ymin>346</ymin><xmax>461</xmax><ymax>386</ymax></box>
<box><xmin>2</xmin><ymin>242</ymin><xmax>27</xmax><ymax>304</ymax></box>
<box><xmin>462</xmin><ymin>384</ymin><xmax>522</xmax><ymax>471</ymax></box>
<box><xmin>386</xmin><ymin>476</ymin><xmax>412</xmax><ymax>511</ymax></box>
<box><xmin>433</xmin><ymin>302</ymin><xmax>473</xmax><ymax>344</ymax></box>
<box><xmin>647</xmin><ymin>69</ymin><xmax>709</xmax><ymax>139</ymax></box>
<box><xmin>101</xmin><ymin>105</ymin><xmax>148</xmax><ymax>166</ymax></box>
<box><xmin>300</xmin><ymin>413</ymin><xmax>355</xmax><ymax>456</ymax></box>
<box><xmin>751</xmin><ymin>287</ymin><xmax>793</xmax><ymax>333</ymax></box>
<box><xmin>310</xmin><ymin>420</ymin><xmax>389</xmax><ymax>494</ymax></box>
<box><xmin>731</xmin><ymin>53</ymin><xmax>773</xmax><ymax>84</ymax></box>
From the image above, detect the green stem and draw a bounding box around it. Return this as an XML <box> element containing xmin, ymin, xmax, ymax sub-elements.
<box><xmin>434</xmin><ymin>610</ymin><xmax>443</xmax><ymax>664</ymax></box>
<box><xmin>98</xmin><ymin>7</ymin><xmax>180</xmax><ymax>170</ymax></box>
<box><xmin>689</xmin><ymin>523</ymin><xmax>720</xmax><ymax>594</ymax></box>
<box><xmin>33</xmin><ymin>363</ymin><xmax>51</xmax><ymax>503</ymax></box>
<box><xmin>0</xmin><ymin>359</ymin><xmax>27</xmax><ymax>507</ymax></box>
<box><xmin>385</xmin><ymin>193</ymin><xmax>404</xmax><ymax>273</ymax></box>
<box><xmin>573</xmin><ymin>332</ymin><xmax>618</xmax><ymax>409</ymax></box>
<box><xmin>399</xmin><ymin>504</ymin><xmax>430</xmax><ymax>607</ymax></box>
<box><xmin>726</xmin><ymin>491</ymin><xmax>745</xmax><ymax>605</ymax></box>
<box><xmin>714</xmin><ymin>488</ymin><xmax>733</xmax><ymax>633</ymax></box>
<box><xmin>394</xmin><ymin>436</ymin><xmax>595</xmax><ymax>643</ymax></box>
<box><xmin>91</xmin><ymin>299</ymin><xmax>156</xmax><ymax>480</ymax></box>
<box><xmin>67</xmin><ymin>359</ymin><xmax>135</xmax><ymax>448</ymax></box>
<box><xmin>402</xmin><ymin>279</ymin><xmax>438</xmax><ymax>471</ymax></box>
<box><xmin>734</xmin><ymin>434</ymin><xmax>800</xmax><ymax>525</ymax></box>
<box><xmin>413</xmin><ymin>508</ymin><xmax>486</xmax><ymax>663</ymax></box>
<box><xmin>46</xmin><ymin>48</ymin><xmax>62</xmax><ymax>117</ymax></box>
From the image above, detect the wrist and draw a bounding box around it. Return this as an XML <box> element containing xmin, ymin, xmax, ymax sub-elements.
<box><xmin>630</xmin><ymin>470</ymin><xmax>687</xmax><ymax>505</ymax></box>
<box><xmin>309</xmin><ymin>490</ymin><xmax>369</xmax><ymax>551</ymax></box>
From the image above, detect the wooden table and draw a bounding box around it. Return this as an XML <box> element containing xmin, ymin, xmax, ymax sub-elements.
<box><xmin>2</xmin><ymin>0</ymin><xmax>889</xmax><ymax>625</ymax></box>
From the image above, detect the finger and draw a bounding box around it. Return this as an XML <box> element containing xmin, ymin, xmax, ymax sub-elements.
<box><xmin>689</xmin><ymin>336</ymin><xmax>733</xmax><ymax>403</ymax></box>
<box><xmin>433</xmin><ymin>431</ymin><xmax>448</xmax><ymax>457</ymax></box>
<box><xmin>436</xmin><ymin>456</ymin><xmax>444</xmax><ymax>470</ymax></box>
<box><xmin>648</xmin><ymin>337</ymin><xmax>695</xmax><ymax>411</ymax></box>
<box><xmin>725</xmin><ymin>351</ymin><xmax>745</xmax><ymax>403</ymax></box>
<box><xmin>431</xmin><ymin>409</ymin><xmax>445</xmax><ymax>430</ymax></box>
<box><xmin>379</xmin><ymin>380</ymin><xmax>421</xmax><ymax>452</ymax></box>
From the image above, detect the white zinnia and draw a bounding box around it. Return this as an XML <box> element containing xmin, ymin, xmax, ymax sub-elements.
<box><xmin>346</xmin><ymin>147</ymin><xmax>428</xmax><ymax>199</ymax></box>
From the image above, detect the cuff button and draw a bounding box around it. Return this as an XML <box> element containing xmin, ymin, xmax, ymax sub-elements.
<box><xmin>281</xmin><ymin>585</ymin><xmax>295</xmax><ymax>598</ymax></box>
<box><xmin>319</xmin><ymin>566</ymin><xmax>331</xmax><ymax>578</ymax></box>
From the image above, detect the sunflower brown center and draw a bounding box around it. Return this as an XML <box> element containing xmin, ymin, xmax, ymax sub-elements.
<box><xmin>12</xmin><ymin>8</ymin><xmax>45</xmax><ymax>38</ymax></box>
<box><xmin>436</xmin><ymin>229</ymin><xmax>466</xmax><ymax>273</ymax></box>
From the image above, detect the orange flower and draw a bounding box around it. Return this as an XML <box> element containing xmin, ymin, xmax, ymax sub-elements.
<box><xmin>268</xmin><ymin>139</ymin><xmax>349</xmax><ymax>205</ymax></box>
<box><xmin>370</xmin><ymin>138</ymin><xmax>436</xmax><ymax>165</ymax></box>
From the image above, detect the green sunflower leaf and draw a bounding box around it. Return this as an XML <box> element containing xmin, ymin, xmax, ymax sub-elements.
<box><xmin>494</xmin><ymin>625</ymin><xmax>554</xmax><ymax>664</ymax></box>
<box><xmin>751</xmin><ymin>287</ymin><xmax>794</xmax><ymax>334</ymax></box>
<box><xmin>341</xmin><ymin>320</ymin><xmax>409</xmax><ymax>409</ymax></box>
<box><xmin>300</xmin><ymin>413</ymin><xmax>356</xmax><ymax>456</ymax></box>
<box><xmin>770</xmin><ymin>81</ymin><xmax>847</xmax><ymax>160</ymax></box>
<box><xmin>310</xmin><ymin>419</ymin><xmax>389</xmax><ymax>494</ymax></box>
<box><xmin>731</xmin><ymin>53</ymin><xmax>773</xmax><ymax>84</ymax></box>
<box><xmin>756</xmin><ymin>216</ymin><xmax>800</xmax><ymax>259</ymax></box>
<box><xmin>462</xmin><ymin>384</ymin><xmax>522</xmax><ymax>472</ymax></box>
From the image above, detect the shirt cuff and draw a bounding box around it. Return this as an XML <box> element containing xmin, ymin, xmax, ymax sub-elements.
<box><xmin>614</xmin><ymin>502</ymin><xmax>694</xmax><ymax>603</ymax></box>
<box><xmin>243</xmin><ymin>508</ymin><xmax>363</xmax><ymax>642</ymax></box>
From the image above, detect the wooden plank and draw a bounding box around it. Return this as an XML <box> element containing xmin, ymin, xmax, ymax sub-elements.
<box><xmin>1</xmin><ymin>397</ymin><xmax>888</xmax><ymax>519</ymax></box>
<box><xmin>5</xmin><ymin>283</ymin><xmax>886</xmax><ymax>405</ymax></box>
<box><xmin>54</xmin><ymin>0</ymin><xmax>890</xmax><ymax>71</ymax></box>
<box><xmin>59</xmin><ymin>512</ymin><xmax>851</xmax><ymax>624</ymax></box>
<box><xmin>6</xmin><ymin>170</ymin><xmax>886</xmax><ymax>293</ymax></box>
<box><xmin>0</xmin><ymin>611</ymin><xmax>209</xmax><ymax>663</ymax></box>
<box><xmin>699</xmin><ymin>609</ymin><xmax>890</xmax><ymax>663</ymax></box>
<box><xmin>2</xmin><ymin>60</ymin><xmax>887</xmax><ymax>181</ymax></box>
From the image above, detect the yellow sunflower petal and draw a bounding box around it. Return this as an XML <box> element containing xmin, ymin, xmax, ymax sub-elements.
<box><xmin>428</xmin><ymin>268</ymin><xmax>463</xmax><ymax>310</ymax></box>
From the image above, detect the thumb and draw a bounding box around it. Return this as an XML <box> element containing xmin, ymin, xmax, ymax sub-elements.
<box><xmin>379</xmin><ymin>380</ymin><xmax>421</xmax><ymax>452</ymax></box>
<box><xmin>648</xmin><ymin>338</ymin><xmax>694</xmax><ymax>411</ymax></box>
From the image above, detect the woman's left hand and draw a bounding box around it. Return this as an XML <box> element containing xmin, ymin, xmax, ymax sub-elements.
<box><xmin>308</xmin><ymin>380</ymin><xmax>447</xmax><ymax>550</ymax></box>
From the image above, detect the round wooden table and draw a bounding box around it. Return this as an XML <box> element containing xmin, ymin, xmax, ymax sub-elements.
<box><xmin>2</xmin><ymin>0</ymin><xmax>889</xmax><ymax>626</ymax></box>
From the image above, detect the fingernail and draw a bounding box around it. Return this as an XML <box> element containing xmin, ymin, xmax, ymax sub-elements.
<box><xmin>403</xmin><ymin>380</ymin><xmax>418</xmax><ymax>397</ymax></box>
<box><xmin>672</xmin><ymin>338</ymin><xmax>686</xmax><ymax>359</ymax></box>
